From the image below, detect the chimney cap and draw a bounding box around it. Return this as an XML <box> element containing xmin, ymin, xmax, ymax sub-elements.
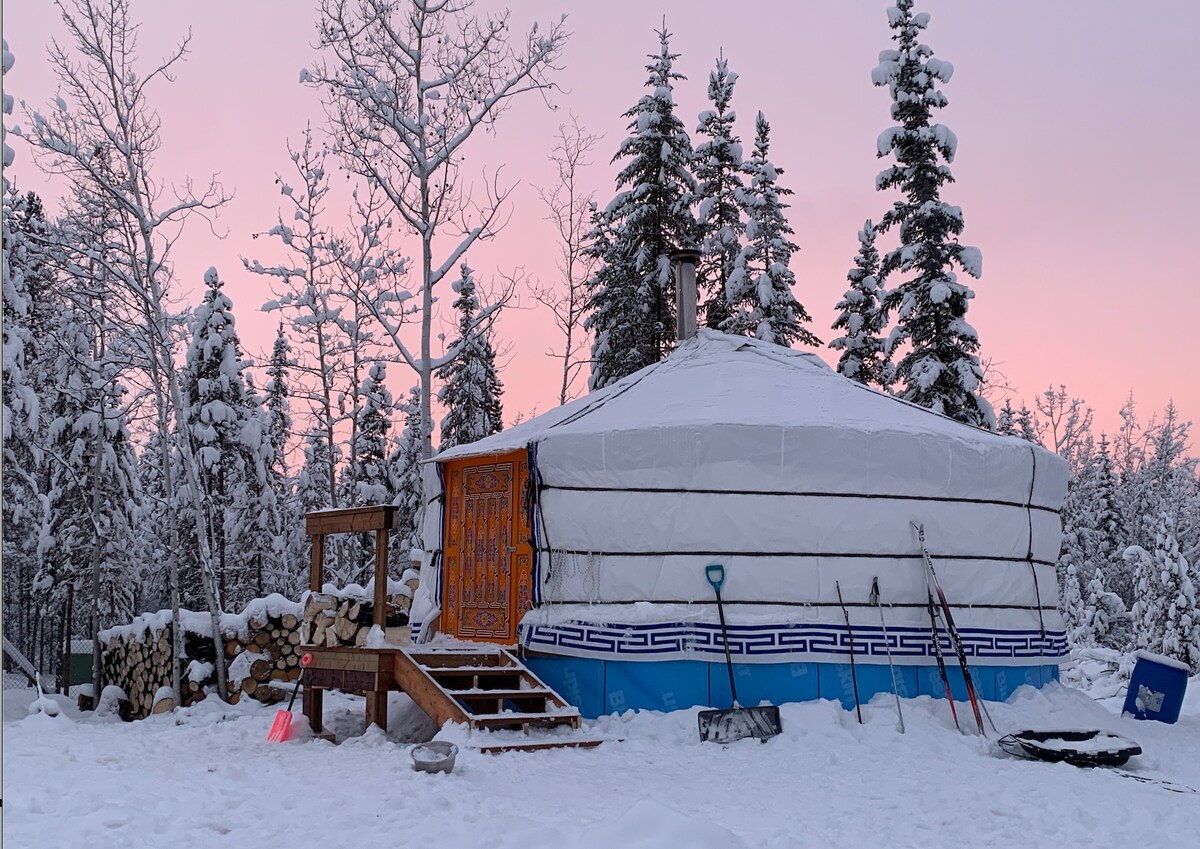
<box><xmin>670</xmin><ymin>245</ymin><xmax>701</xmax><ymax>263</ymax></box>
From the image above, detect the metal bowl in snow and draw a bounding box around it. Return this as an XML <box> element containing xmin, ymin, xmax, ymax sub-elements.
<box><xmin>411</xmin><ymin>741</ymin><xmax>458</xmax><ymax>774</ymax></box>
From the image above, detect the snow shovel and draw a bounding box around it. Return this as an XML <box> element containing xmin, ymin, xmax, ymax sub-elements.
<box><xmin>267</xmin><ymin>651</ymin><xmax>313</xmax><ymax>742</ymax></box>
<box><xmin>698</xmin><ymin>564</ymin><xmax>782</xmax><ymax>743</ymax></box>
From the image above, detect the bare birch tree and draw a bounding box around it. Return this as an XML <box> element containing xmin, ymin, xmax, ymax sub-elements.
<box><xmin>307</xmin><ymin>0</ymin><xmax>568</xmax><ymax>456</ymax></box>
<box><xmin>530</xmin><ymin>116</ymin><xmax>599</xmax><ymax>405</ymax></box>
<box><xmin>22</xmin><ymin>0</ymin><xmax>231</xmax><ymax>701</ymax></box>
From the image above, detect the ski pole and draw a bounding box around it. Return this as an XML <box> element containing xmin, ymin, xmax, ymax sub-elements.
<box><xmin>870</xmin><ymin>577</ymin><xmax>905</xmax><ymax>734</ymax></box>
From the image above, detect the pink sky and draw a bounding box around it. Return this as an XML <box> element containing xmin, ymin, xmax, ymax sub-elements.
<box><xmin>6</xmin><ymin>0</ymin><xmax>1198</xmax><ymax>442</ymax></box>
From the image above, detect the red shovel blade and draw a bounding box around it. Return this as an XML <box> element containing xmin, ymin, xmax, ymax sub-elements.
<box><xmin>267</xmin><ymin>709</ymin><xmax>295</xmax><ymax>742</ymax></box>
<box><xmin>267</xmin><ymin>651</ymin><xmax>313</xmax><ymax>742</ymax></box>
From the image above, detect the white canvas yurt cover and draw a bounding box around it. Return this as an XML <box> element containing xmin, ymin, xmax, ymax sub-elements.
<box><xmin>413</xmin><ymin>330</ymin><xmax>1069</xmax><ymax>686</ymax></box>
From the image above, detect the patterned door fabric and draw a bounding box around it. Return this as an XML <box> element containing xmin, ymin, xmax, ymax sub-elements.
<box><xmin>443</xmin><ymin>451</ymin><xmax>533</xmax><ymax>644</ymax></box>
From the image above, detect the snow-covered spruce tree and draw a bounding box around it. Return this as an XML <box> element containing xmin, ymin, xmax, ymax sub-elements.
<box><xmin>2</xmin><ymin>39</ymin><xmax>14</xmax><ymax>173</ymax></box>
<box><xmin>264</xmin><ymin>323</ymin><xmax>293</xmax><ymax>483</ymax></box>
<box><xmin>872</xmin><ymin>1</ymin><xmax>987</xmax><ymax>427</ymax></box>
<box><xmin>389</xmin><ymin>386</ymin><xmax>425</xmax><ymax>574</ymax></box>
<box><xmin>831</xmin><ymin>220</ymin><xmax>888</xmax><ymax>384</ymax></box>
<box><xmin>1059</xmin><ymin>563</ymin><xmax>1087</xmax><ymax>647</ymax></box>
<box><xmin>134</xmin><ymin>428</ymin><xmax>173</xmax><ymax>611</ymax></box>
<box><xmin>1</xmin><ymin>189</ymin><xmax>53</xmax><ymax>660</ymax></box>
<box><xmin>263</xmin><ymin>323</ymin><xmax>305</xmax><ymax>593</ymax></box>
<box><xmin>309</xmin><ymin>0</ymin><xmax>566</xmax><ymax>458</ymax></box>
<box><xmin>350</xmin><ymin>362</ymin><xmax>394</xmax><ymax>505</ymax></box>
<box><xmin>996</xmin><ymin>399</ymin><xmax>1016</xmax><ymax>436</ymax></box>
<box><xmin>1081</xmin><ymin>565</ymin><xmax>1127</xmax><ymax>650</ymax></box>
<box><xmin>298</xmin><ymin>430</ymin><xmax>336</xmax><ymax>580</ymax></box>
<box><xmin>1093</xmin><ymin>434</ymin><xmax>1125</xmax><ymax>564</ymax></box>
<box><xmin>438</xmin><ymin>266</ymin><xmax>504</xmax><ymax>451</ymax></box>
<box><xmin>693</xmin><ymin>56</ymin><xmax>745</xmax><ymax>331</ymax></box>
<box><xmin>23</xmin><ymin>0</ymin><xmax>232</xmax><ymax>702</ymax></box>
<box><xmin>1126</xmin><ymin>512</ymin><xmax>1200</xmax><ymax>671</ymax></box>
<box><xmin>1015</xmin><ymin>404</ymin><xmax>1039</xmax><ymax>444</ymax></box>
<box><xmin>38</xmin><ymin>347</ymin><xmax>138</xmax><ymax>637</ymax></box>
<box><xmin>239</xmin><ymin>373</ymin><xmax>278</xmax><ymax>600</ymax></box>
<box><xmin>180</xmin><ymin>268</ymin><xmax>258</xmax><ymax>608</ymax></box>
<box><xmin>586</xmin><ymin>26</ymin><xmax>697</xmax><ymax>389</ymax></box>
<box><xmin>723</xmin><ymin>113</ymin><xmax>819</xmax><ymax>347</ymax></box>
<box><xmin>341</xmin><ymin>361</ymin><xmax>395</xmax><ymax>582</ymax></box>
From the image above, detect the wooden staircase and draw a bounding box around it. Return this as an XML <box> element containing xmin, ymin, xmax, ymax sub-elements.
<box><xmin>392</xmin><ymin>647</ymin><xmax>596</xmax><ymax>753</ymax></box>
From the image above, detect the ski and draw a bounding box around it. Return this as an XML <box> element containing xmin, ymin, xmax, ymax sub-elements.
<box><xmin>835</xmin><ymin>580</ymin><xmax>863</xmax><ymax>724</ymax></box>
<box><xmin>925</xmin><ymin>585</ymin><xmax>959</xmax><ymax>730</ymax></box>
<box><xmin>915</xmin><ymin>523</ymin><xmax>991</xmax><ymax>735</ymax></box>
<box><xmin>1110</xmin><ymin>770</ymin><xmax>1197</xmax><ymax>795</ymax></box>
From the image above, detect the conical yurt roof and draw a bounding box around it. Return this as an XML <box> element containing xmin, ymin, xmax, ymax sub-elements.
<box><xmin>434</xmin><ymin>329</ymin><xmax>1067</xmax><ymax>510</ymax></box>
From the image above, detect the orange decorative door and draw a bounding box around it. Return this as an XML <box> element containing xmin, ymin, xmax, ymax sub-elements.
<box><xmin>442</xmin><ymin>451</ymin><xmax>534</xmax><ymax>644</ymax></box>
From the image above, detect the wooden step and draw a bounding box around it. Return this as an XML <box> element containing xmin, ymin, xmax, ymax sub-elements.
<box><xmin>452</xmin><ymin>689</ymin><xmax>556</xmax><ymax>713</ymax></box>
<box><xmin>471</xmin><ymin>711</ymin><xmax>579</xmax><ymax>729</ymax></box>
<box><xmin>426</xmin><ymin>669</ymin><xmax>524</xmax><ymax>690</ymax></box>
<box><xmin>410</xmin><ymin>652</ymin><xmax>503</xmax><ymax>668</ymax></box>
<box><xmin>474</xmin><ymin>738</ymin><xmax>604</xmax><ymax>754</ymax></box>
<box><xmin>390</xmin><ymin>646</ymin><xmax>585</xmax><ymax>739</ymax></box>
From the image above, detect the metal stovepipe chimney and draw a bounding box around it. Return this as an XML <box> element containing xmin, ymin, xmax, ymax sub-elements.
<box><xmin>671</xmin><ymin>245</ymin><xmax>701</xmax><ymax>342</ymax></box>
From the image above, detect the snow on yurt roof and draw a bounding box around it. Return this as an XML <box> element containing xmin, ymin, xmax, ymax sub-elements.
<box><xmin>434</xmin><ymin>330</ymin><xmax>1068</xmax><ymax>509</ymax></box>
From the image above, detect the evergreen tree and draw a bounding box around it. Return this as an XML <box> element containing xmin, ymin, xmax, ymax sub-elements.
<box><xmin>264</xmin><ymin>323</ymin><xmax>293</xmax><ymax>481</ymax></box>
<box><xmin>389</xmin><ymin>386</ymin><xmax>425</xmax><ymax>574</ymax></box>
<box><xmin>180</xmin><ymin>268</ymin><xmax>258</xmax><ymax>607</ymax></box>
<box><xmin>996</xmin><ymin>399</ymin><xmax>1016</xmax><ymax>436</ymax></box>
<box><xmin>437</xmin><ymin>266</ymin><xmax>504</xmax><ymax>450</ymax></box>
<box><xmin>723</xmin><ymin>113</ymin><xmax>819</xmax><ymax>347</ymax></box>
<box><xmin>585</xmin><ymin>27</ymin><xmax>697</xmax><ymax>389</ymax></box>
<box><xmin>343</xmin><ymin>362</ymin><xmax>395</xmax><ymax>582</ymax></box>
<box><xmin>1059</xmin><ymin>563</ymin><xmax>1086</xmax><ymax>647</ymax></box>
<box><xmin>298</xmin><ymin>431</ymin><xmax>334</xmax><ymax>515</ymax></box>
<box><xmin>37</xmin><ymin>323</ymin><xmax>138</xmax><ymax>633</ymax></box>
<box><xmin>350</xmin><ymin>362</ymin><xmax>394</xmax><ymax>506</ymax></box>
<box><xmin>1080</xmin><ymin>565</ymin><xmax>1127</xmax><ymax>649</ymax></box>
<box><xmin>262</xmin><ymin>323</ymin><xmax>303</xmax><ymax>593</ymax></box>
<box><xmin>134</xmin><ymin>428</ymin><xmax>173</xmax><ymax>611</ymax></box>
<box><xmin>297</xmin><ymin>430</ymin><xmax>336</xmax><ymax>582</ymax></box>
<box><xmin>831</xmin><ymin>220</ymin><xmax>887</xmax><ymax>384</ymax></box>
<box><xmin>1093</xmin><ymin>435</ymin><xmax>1124</xmax><ymax>560</ymax></box>
<box><xmin>872</xmin><ymin>1</ymin><xmax>987</xmax><ymax>426</ymax></box>
<box><xmin>1127</xmin><ymin>512</ymin><xmax>1200</xmax><ymax>671</ymax></box>
<box><xmin>1015</xmin><ymin>404</ymin><xmax>1039</xmax><ymax>443</ymax></box>
<box><xmin>239</xmin><ymin>373</ymin><xmax>278</xmax><ymax>599</ymax></box>
<box><xmin>693</xmin><ymin>56</ymin><xmax>745</xmax><ymax>331</ymax></box>
<box><xmin>2</xmin><ymin>189</ymin><xmax>50</xmax><ymax>654</ymax></box>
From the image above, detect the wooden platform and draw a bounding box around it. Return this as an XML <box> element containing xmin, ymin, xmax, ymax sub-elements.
<box><xmin>301</xmin><ymin>644</ymin><xmax>587</xmax><ymax>752</ymax></box>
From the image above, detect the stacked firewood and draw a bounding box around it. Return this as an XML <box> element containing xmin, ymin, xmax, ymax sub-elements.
<box><xmin>302</xmin><ymin>593</ymin><xmax>412</xmax><ymax>648</ymax></box>
<box><xmin>225</xmin><ymin>612</ymin><xmax>304</xmax><ymax>705</ymax></box>
<box><xmin>98</xmin><ymin>573</ymin><xmax>423</xmax><ymax>718</ymax></box>
<box><xmin>100</xmin><ymin>626</ymin><xmax>216</xmax><ymax>717</ymax></box>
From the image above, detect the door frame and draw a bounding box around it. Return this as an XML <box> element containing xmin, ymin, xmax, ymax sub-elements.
<box><xmin>441</xmin><ymin>450</ymin><xmax>534</xmax><ymax>645</ymax></box>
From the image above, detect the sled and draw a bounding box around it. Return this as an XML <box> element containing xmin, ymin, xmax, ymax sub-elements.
<box><xmin>997</xmin><ymin>729</ymin><xmax>1142</xmax><ymax>768</ymax></box>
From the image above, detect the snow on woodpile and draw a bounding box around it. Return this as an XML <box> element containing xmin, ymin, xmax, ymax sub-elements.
<box><xmin>95</xmin><ymin>578</ymin><xmax>426</xmax><ymax>720</ymax></box>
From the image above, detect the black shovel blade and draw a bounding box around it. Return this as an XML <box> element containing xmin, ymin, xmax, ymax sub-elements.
<box><xmin>698</xmin><ymin>705</ymin><xmax>782</xmax><ymax>743</ymax></box>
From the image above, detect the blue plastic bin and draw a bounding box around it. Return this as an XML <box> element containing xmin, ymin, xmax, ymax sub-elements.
<box><xmin>1122</xmin><ymin>651</ymin><xmax>1189</xmax><ymax>723</ymax></box>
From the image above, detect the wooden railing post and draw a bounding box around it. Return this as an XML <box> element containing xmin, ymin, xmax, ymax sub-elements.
<box><xmin>311</xmin><ymin>533</ymin><xmax>325</xmax><ymax>593</ymax></box>
<box><xmin>373</xmin><ymin>528</ymin><xmax>388</xmax><ymax>630</ymax></box>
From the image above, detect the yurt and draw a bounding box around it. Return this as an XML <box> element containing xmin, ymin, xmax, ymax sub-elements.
<box><xmin>410</xmin><ymin>329</ymin><xmax>1070</xmax><ymax>718</ymax></box>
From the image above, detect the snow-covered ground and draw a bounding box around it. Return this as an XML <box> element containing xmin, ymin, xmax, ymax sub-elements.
<box><xmin>4</xmin><ymin>662</ymin><xmax>1199</xmax><ymax>849</ymax></box>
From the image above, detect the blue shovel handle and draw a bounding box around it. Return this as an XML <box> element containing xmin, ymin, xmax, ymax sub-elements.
<box><xmin>706</xmin><ymin>563</ymin><xmax>725</xmax><ymax>593</ymax></box>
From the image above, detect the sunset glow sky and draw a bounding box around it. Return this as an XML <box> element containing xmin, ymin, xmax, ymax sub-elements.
<box><xmin>6</xmin><ymin>0</ymin><xmax>1197</xmax><ymax>441</ymax></box>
